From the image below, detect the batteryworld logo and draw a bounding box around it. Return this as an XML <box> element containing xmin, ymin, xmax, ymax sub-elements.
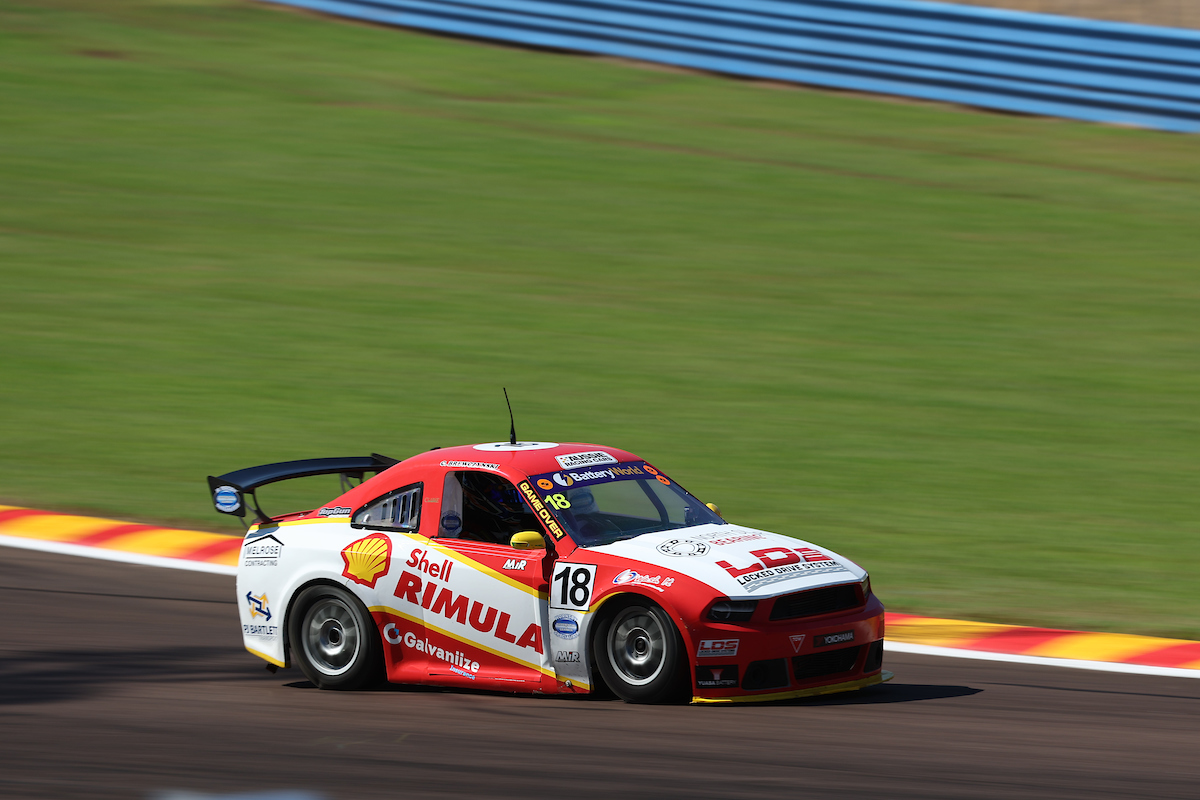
<box><xmin>246</xmin><ymin>591</ymin><xmax>271</xmax><ymax>621</ymax></box>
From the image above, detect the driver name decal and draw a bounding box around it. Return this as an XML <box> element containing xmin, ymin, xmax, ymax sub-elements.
<box><xmin>517</xmin><ymin>481</ymin><xmax>567</xmax><ymax>540</ymax></box>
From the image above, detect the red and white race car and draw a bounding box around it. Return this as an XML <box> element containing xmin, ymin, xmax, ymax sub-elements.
<box><xmin>209</xmin><ymin>441</ymin><xmax>889</xmax><ymax>703</ymax></box>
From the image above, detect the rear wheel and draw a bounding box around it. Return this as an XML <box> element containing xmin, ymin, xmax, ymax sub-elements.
<box><xmin>288</xmin><ymin>585</ymin><xmax>384</xmax><ymax>690</ymax></box>
<box><xmin>593</xmin><ymin>600</ymin><xmax>686</xmax><ymax>704</ymax></box>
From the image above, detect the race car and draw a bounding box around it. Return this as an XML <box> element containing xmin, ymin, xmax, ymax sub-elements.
<box><xmin>209</xmin><ymin>441</ymin><xmax>890</xmax><ymax>703</ymax></box>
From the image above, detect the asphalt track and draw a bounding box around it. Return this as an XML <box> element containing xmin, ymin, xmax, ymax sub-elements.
<box><xmin>1</xmin><ymin>548</ymin><xmax>1197</xmax><ymax>799</ymax></box>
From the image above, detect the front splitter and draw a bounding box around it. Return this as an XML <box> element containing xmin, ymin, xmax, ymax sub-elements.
<box><xmin>692</xmin><ymin>669</ymin><xmax>893</xmax><ymax>704</ymax></box>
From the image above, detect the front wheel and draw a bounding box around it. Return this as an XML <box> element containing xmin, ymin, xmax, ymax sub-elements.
<box><xmin>593</xmin><ymin>600</ymin><xmax>686</xmax><ymax>704</ymax></box>
<box><xmin>288</xmin><ymin>585</ymin><xmax>384</xmax><ymax>690</ymax></box>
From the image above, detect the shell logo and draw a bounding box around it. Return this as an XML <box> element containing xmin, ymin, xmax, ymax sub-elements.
<box><xmin>341</xmin><ymin>533</ymin><xmax>392</xmax><ymax>588</ymax></box>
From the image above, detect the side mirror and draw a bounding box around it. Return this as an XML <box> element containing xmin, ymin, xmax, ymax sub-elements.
<box><xmin>509</xmin><ymin>530</ymin><xmax>546</xmax><ymax>551</ymax></box>
<box><xmin>706</xmin><ymin>502</ymin><xmax>723</xmax><ymax>519</ymax></box>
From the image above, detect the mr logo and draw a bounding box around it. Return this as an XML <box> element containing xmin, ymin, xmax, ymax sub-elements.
<box><xmin>502</xmin><ymin>559</ymin><xmax>527</xmax><ymax>571</ymax></box>
<box><xmin>246</xmin><ymin>592</ymin><xmax>271</xmax><ymax>621</ymax></box>
<box><xmin>555</xmin><ymin>651</ymin><xmax>581</xmax><ymax>663</ymax></box>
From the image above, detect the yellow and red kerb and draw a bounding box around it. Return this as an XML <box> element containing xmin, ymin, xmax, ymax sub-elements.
<box><xmin>887</xmin><ymin>613</ymin><xmax>1200</xmax><ymax>671</ymax></box>
<box><xmin>0</xmin><ymin>505</ymin><xmax>242</xmax><ymax>567</ymax></box>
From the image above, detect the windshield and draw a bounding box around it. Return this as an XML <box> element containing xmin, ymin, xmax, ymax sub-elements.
<box><xmin>526</xmin><ymin>461</ymin><xmax>725</xmax><ymax>547</ymax></box>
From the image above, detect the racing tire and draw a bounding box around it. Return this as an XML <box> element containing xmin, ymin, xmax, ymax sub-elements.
<box><xmin>288</xmin><ymin>585</ymin><xmax>385</xmax><ymax>690</ymax></box>
<box><xmin>593</xmin><ymin>599</ymin><xmax>687</xmax><ymax>704</ymax></box>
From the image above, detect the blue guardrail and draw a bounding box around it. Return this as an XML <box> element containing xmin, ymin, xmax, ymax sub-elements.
<box><xmin>263</xmin><ymin>0</ymin><xmax>1200</xmax><ymax>132</ymax></box>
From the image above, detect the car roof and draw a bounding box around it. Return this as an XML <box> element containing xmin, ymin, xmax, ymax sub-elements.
<box><xmin>395</xmin><ymin>441</ymin><xmax>645</xmax><ymax>478</ymax></box>
<box><xmin>308</xmin><ymin>441</ymin><xmax>649</xmax><ymax>520</ymax></box>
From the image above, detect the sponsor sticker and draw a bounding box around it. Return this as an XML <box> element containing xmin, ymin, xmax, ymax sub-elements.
<box><xmin>612</xmin><ymin>569</ymin><xmax>675</xmax><ymax>592</ymax></box>
<box><xmin>695</xmin><ymin>665</ymin><xmax>739</xmax><ymax>688</ymax></box>
<box><xmin>555</xmin><ymin>650</ymin><xmax>581</xmax><ymax>663</ymax></box>
<box><xmin>699</xmin><ymin>531</ymin><xmax>767</xmax><ymax>546</ymax></box>
<box><xmin>537</xmin><ymin>478</ymin><xmax>554</xmax><ymax>490</ymax></box>
<box><xmin>391</xmin><ymin>571</ymin><xmax>544</xmax><ymax>655</ymax></box>
<box><xmin>656</xmin><ymin>539</ymin><xmax>710</xmax><ymax>557</ymax></box>
<box><xmin>246</xmin><ymin>591</ymin><xmax>271</xmax><ymax>620</ymax></box>
<box><xmin>341</xmin><ymin>533</ymin><xmax>392</xmax><ymax>588</ymax></box>
<box><xmin>554</xmin><ymin>451</ymin><xmax>618</xmax><ymax>469</ymax></box>
<box><xmin>789</xmin><ymin>634</ymin><xmax>807</xmax><ymax>653</ymax></box>
<box><xmin>242</xmin><ymin>622</ymin><xmax>278</xmax><ymax>638</ymax></box>
<box><xmin>517</xmin><ymin>481</ymin><xmax>567</xmax><ymax>540</ymax></box>
<box><xmin>715</xmin><ymin>546</ymin><xmax>849</xmax><ymax>592</ymax></box>
<box><xmin>241</xmin><ymin>533</ymin><xmax>283</xmax><ymax>567</ymax></box>
<box><xmin>242</xmin><ymin>593</ymin><xmax>278</xmax><ymax>635</ymax></box>
<box><xmin>440</xmin><ymin>512</ymin><xmax>462</xmax><ymax>534</ymax></box>
<box><xmin>405</xmin><ymin>548</ymin><xmax>454</xmax><ymax>582</ymax></box>
<box><xmin>551</xmin><ymin>615</ymin><xmax>580</xmax><ymax>639</ymax></box>
<box><xmin>318</xmin><ymin>506</ymin><xmax>351</xmax><ymax>517</ymax></box>
<box><xmin>502</xmin><ymin>558</ymin><xmax>527</xmax><ymax>571</ymax></box>
<box><xmin>387</xmin><ymin>624</ymin><xmax>481</xmax><ymax>676</ymax></box>
<box><xmin>815</xmin><ymin>630</ymin><xmax>855</xmax><ymax>648</ymax></box>
<box><xmin>439</xmin><ymin>460</ymin><xmax>501</xmax><ymax>471</ymax></box>
<box><xmin>698</xmin><ymin>638</ymin><xmax>739</xmax><ymax>658</ymax></box>
<box><xmin>214</xmin><ymin>485</ymin><xmax>241</xmax><ymax>514</ymax></box>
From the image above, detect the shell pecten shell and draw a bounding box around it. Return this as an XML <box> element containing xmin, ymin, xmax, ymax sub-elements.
<box><xmin>340</xmin><ymin>533</ymin><xmax>392</xmax><ymax>588</ymax></box>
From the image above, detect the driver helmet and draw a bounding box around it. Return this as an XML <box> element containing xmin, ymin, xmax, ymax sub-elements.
<box><xmin>566</xmin><ymin>487</ymin><xmax>598</xmax><ymax>515</ymax></box>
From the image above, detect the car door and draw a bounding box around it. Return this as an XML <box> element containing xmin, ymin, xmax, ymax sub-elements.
<box><xmin>410</xmin><ymin>469</ymin><xmax>554</xmax><ymax>690</ymax></box>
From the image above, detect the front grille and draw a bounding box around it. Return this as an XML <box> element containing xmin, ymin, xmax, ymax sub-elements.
<box><xmin>792</xmin><ymin>645</ymin><xmax>862</xmax><ymax>681</ymax></box>
<box><xmin>864</xmin><ymin>640</ymin><xmax>884</xmax><ymax>673</ymax></box>
<box><xmin>742</xmin><ymin>658</ymin><xmax>790</xmax><ymax>691</ymax></box>
<box><xmin>769</xmin><ymin>583</ymin><xmax>861</xmax><ymax>621</ymax></box>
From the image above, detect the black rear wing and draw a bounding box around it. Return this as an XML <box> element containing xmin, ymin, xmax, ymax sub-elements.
<box><xmin>207</xmin><ymin>453</ymin><xmax>399</xmax><ymax>524</ymax></box>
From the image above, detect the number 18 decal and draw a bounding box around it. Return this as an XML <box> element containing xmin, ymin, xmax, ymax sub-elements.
<box><xmin>551</xmin><ymin>563</ymin><xmax>597</xmax><ymax>610</ymax></box>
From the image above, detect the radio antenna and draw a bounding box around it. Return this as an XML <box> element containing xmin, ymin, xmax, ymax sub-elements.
<box><xmin>503</xmin><ymin>388</ymin><xmax>517</xmax><ymax>446</ymax></box>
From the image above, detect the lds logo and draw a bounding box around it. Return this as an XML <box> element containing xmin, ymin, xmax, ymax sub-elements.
<box><xmin>502</xmin><ymin>559</ymin><xmax>527</xmax><ymax>570</ymax></box>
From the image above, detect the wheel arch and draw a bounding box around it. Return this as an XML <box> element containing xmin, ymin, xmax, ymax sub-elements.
<box><xmin>283</xmin><ymin>576</ymin><xmax>366</xmax><ymax>669</ymax></box>
<box><xmin>586</xmin><ymin>590</ymin><xmax>689</xmax><ymax>700</ymax></box>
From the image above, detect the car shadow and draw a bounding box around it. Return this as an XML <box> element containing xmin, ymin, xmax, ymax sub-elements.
<box><xmin>787</xmin><ymin>681</ymin><xmax>983</xmax><ymax>705</ymax></box>
<box><xmin>0</xmin><ymin>646</ymin><xmax>252</xmax><ymax>706</ymax></box>
<box><xmin>280</xmin><ymin>676</ymin><xmax>979</xmax><ymax>706</ymax></box>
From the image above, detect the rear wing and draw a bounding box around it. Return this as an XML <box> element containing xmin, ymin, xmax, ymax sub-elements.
<box><xmin>207</xmin><ymin>453</ymin><xmax>399</xmax><ymax>524</ymax></box>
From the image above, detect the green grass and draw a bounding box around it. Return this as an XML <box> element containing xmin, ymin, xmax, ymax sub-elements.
<box><xmin>2</xmin><ymin>0</ymin><xmax>1198</xmax><ymax>638</ymax></box>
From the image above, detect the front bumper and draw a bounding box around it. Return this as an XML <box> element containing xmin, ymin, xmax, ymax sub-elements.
<box><xmin>686</xmin><ymin>594</ymin><xmax>887</xmax><ymax>702</ymax></box>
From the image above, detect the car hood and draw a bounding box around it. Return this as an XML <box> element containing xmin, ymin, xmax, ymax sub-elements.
<box><xmin>587</xmin><ymin>523</ymin><xmax>865</xmax><ymax>599</ymax></box>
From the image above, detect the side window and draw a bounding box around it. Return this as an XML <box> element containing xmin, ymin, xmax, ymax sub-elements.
<box><xmin>437</xmin><ymin>471</ymin><xmax>541</xmax><ymax>546</ymax></box>
<box><xmin>353</xmin><ymin>483</ymin><xmax>422</xmax><ymax>531</ymax></box>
